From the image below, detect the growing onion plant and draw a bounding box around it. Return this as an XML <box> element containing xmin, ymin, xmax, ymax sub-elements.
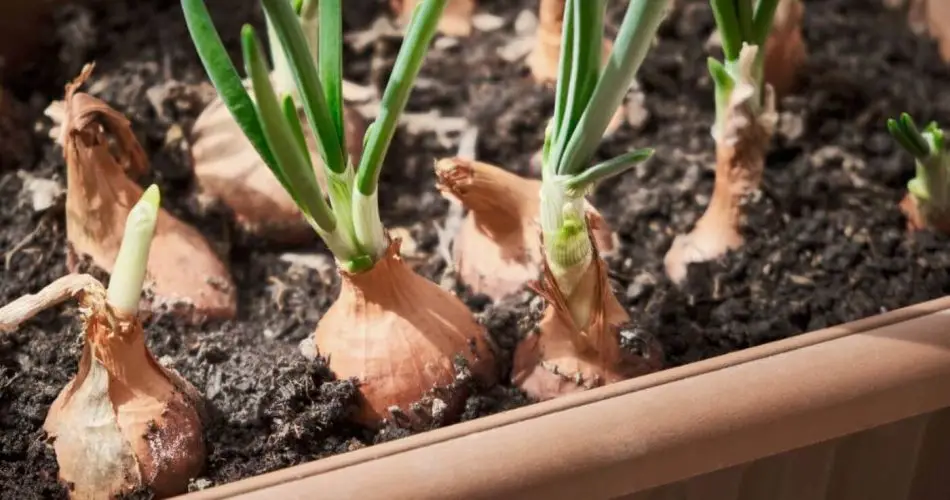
<box><xmin>0</xmin><ymin>187</ymin><xmax>206</xmax><ymax>499</ymax></box>
<box><xmin>183</xmin><ymin>0</ymin><xmax>496</xmax><ymax>426</ymax></box>
<box><xmin>664</xmin><ymin>0</ymin><xmax>781</xmax><ymax>283</ymax></box>
<box><xmin>888</xmin><ymin>113</ymin><xmax>950</xmax><ymax>232</ymax></box>
<box><xmin>437</xmin><ymin>0</ymin><xmax>668</xmax><ymax>399</ymax></box>
<box><xmin>511</xmin><ymin>0</ymin><xmax>669</xmax><ymax>399</ymax></box>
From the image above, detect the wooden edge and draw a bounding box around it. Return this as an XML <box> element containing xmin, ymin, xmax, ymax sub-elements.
<box><xmin>179</xmin><ymin>296</ymin><xmax>950</xmax><ymax>499</ymax></box>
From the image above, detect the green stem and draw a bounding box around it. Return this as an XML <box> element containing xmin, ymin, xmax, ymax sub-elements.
<box><xmin>355</xmin><ymin>0</ymin><xmax>447</xmax><ymax>195</ymax></box>
<box><xmin>551</xmin><ymin>0</ymin><xmax>606</xmax><ymax>176</ymax></box>
<box><xmin>243</xmin><ymin>25</ymin><xmax>338</xmax><ymax>235</ymax></box>
<box><xmin>319</xmin><ymin>0</ymin><xmax>346</xmax><ymax>161</ymax></box>
<box><xmin>711</xmin><ymin>0</ymin><xmax>741</xmax><ymax>61</ymax></box>
<box><xmin>557</xmin><ymin>0</ymin><xmax>668</xmax><ymax>177</ymax></box>
<box><xmin>751</xmin><ymin>0</ymin><xmax>780</xmax><ymax>47</ymax></box>
<box><xmin>107</xmin><ymin>185</ymin><xmax>160</xmax><ymax>314</ymax></box>
<box><xmin>262</xmin><ymin>0</ymin><xmax>345</xmax><ymax>174</ymax></box>
<box><xmin>181</xmin><ymin>0</ymin><xmax>278</xmax><ymax>171</ymax></box>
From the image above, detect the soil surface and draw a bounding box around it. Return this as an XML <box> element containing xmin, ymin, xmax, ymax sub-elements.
<box><xmin>2</xmin><ymin>0</ymin><xmax>950</xmax><ymax>497</ymax></box>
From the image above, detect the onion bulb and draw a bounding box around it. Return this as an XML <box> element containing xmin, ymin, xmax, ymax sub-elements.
<box><xmin>512</xmin><ymin>230</ymin><xmax>663</xmax><ymax>400</ymax></box>
<box><xmin>435</xmin><ymin>157</ymin><xmax>615</xmax><ymax>301</ymax></box>
<box><xmin>301</xmin><ymin>239</ymin><xmax>497</xmax><ymax>427</ymax></box>
<box><xmin>664</xmin><ymin>45</ymin><xmax>777</xmax><ymax>284</ymax></box>
<box><xmin>48</xmin><ymin>64</ymin><xmax>236</xmax><ymax>322</ymax></box>
<box><xmin>764</xmin><ymin>0</ymin><xmax>806</xmax><ymax>98</ymax></box>
<box><xmin>0</xmin><ymin>186</ymin><xmax>205</xmax><ymax>499</ymax></box>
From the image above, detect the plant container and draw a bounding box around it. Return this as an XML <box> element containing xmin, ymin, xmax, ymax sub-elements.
<box><xmin>176</xmin><ymin>297</ymin><xmax>950</xmax><ymax>500</ymax></box>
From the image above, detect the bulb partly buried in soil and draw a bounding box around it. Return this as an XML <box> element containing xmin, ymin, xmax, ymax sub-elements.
<box><xmin>512</xmin><ymin>229</ymin><xmax>664</xmax><ymax>400</ymax></box>
<box><xmin>435</xmin><ymin>157</ymin><xmax>616</xmax><ymax>302</ymax></box>
<box><xmin>47</xmin><ymin>64</ymin><xmax>236</xmax><ymax>322</ymax></box>
<box><xmin>391</xmin><ymin>0</ymin><xmax>475</xmax><ymax>37</ymax></box>
<box><xmin>300</xmin><ymin>240</ymin><xmax>497</xmax><ymax>428</ymax></box>
<box><xmin>189</xmin><ymin>97</ymin><xmax>367</xmax><ymax>244</ymax></box>
<box><xmin>0</xmin><ymin>274</ymin><xmax>206</xmax><ymax>500</ymax></box>
<box><xmin>664</xmin><ymin>45</ymin><xmax>777</xmax><ymax>284</ymax></box>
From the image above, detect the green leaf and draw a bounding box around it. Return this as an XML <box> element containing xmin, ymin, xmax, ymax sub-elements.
<box><xmin>356</xmin><ymin>0</ymin><xmax>447</xmax><ymax>195</ymax></box>
<box><xmin>901</xmin><ymin>114</ymin><xmax>932</xmax><ymax>158</ymax></box>
<box><xmin>548</xmin><ymin>0</ymin><xmax>576</xmax><ymax>177</ymax></box>
<box><xmin>262</xmin><ymin>0</ymin><xmax>346</xmax><ymax>174</ymax></box>
<box><xmin>551</xmin><ymin>0</ymin><xmax>606</xmax><ymax>176</ymax></box>
<box><xmin>556</xmin><ymin>0</ymin><xmax>668</xmax><ymax>177</ymax></box>
<box><xmin>281</xmin><ymin>93</ymin><xmax>314</xmax><ymax>172</ymax></box>
<box><xmin>751</xmin><ymin>0</ymin><xmax>780</xmax><ymax>47</ymax></box>
<box><xmin>181</xmin><ymin>0</ymin><xmax>278</xmax><ymax>171</ymax></box>
<box><xmin>319</xmin><ymin>0</ymin><xmax>346</xmax><ymax>162</ymax></box>
<box><xmin>565</xmin><ymin>148</ymin><xmax>654</xmax><ymax>192</ymax></box>
<box><xmin>707</xmin><ymin>57</ymin><xmax>733</xmax><ymax>90</ymax></box>
<box><xmin>243</xmin><ymin>24</ymin><xmax>336</xmax><ymax>232</ymax></box>
<box><xmin>710</xmin><ymin>0</ymin><xmax>741</xmax><ymax>61</ymax></box>
<box><xmin>735</xmin><ymin>0</ymin><xmax>755</xmax><ymax>41</ymax></box>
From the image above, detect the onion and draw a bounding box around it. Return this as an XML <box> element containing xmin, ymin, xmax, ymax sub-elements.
<box><xmin>0</xmin><ymin>182</ymin><xmax>206</xmax><ymax>499</ymax></box>
<box><xmin>302</xmin><ymin>240</ymin><xmax>497</xmax><ymax>426</ymax></box>
<box><xmin>512</xmin><ymin>230</ymin><xmax>663</xmax><ymax>400</ymax></box>
<box><xmin>49</xmin><ymin>64</ymin><xmax>236</xmax><ymax>322</ymax></box>
<box><xmin>764</xmin><ymin>0</ymin><xmax>806</xmax><ymax>97</ymax></box>
<box><xmin>664</xmin><ymin>45</ymin><xmax>777</xmax><ymax>284</ymax></box>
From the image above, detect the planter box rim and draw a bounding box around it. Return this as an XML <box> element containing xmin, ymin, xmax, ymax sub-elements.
<box><xmin>180</xmin><ymin>296</ymin><xmax>950</xmax><ymax>500</ymax></box>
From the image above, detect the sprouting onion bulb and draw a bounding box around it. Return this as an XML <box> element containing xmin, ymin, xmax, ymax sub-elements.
<box><xmin>662</xmin><ymin>0</ymin><xmax>780</xmax><ymax>284</ymax></box>
<box><xmin>0</xmin><ymin>186</ymin><xmax>206</xmax><ymax>499</ymax></box>
<box><xmin>54</xmin><ymin>64</ymin><xmax>236</xmax><ymax>322</ymax></box>
<box><xmin>511</xmin><ymin>0</ymin><xmax>667</xmax><ymax>401</ymax></box>
<box><xmin>888</xmin><ymin>113</ymin><xmax>950</xmax><ymax>232</ymax></box>
<box><xmin>183</xmin><ymin>0</ymin><xmax>497</xmax><ymax>427</ymax></box>
<box><xmin>539</xmin><ymin>0</ymin><xmax>664</xmax><ymax>318</ymax></box>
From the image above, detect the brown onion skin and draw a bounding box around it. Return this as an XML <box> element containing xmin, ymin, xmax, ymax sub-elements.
<box><xmin>44</xmin><ymin>289</ymin><xmax>205</xmax><ymax>499</ymax></box>
<box><xmin>308</xmin><ymin>240</ymin><xmax>497</xmax><ymax>427</ymax></box>
<box><xmin>60</xmin><ymin>65</ymin><xmax>235</xmax><ymax>322</ymax></box>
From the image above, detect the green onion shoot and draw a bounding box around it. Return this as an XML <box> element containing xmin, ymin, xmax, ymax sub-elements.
<box><xmin>888</xmin><ymin>113</ymin><xmax>950</xmax><ymax>232</ymax></box>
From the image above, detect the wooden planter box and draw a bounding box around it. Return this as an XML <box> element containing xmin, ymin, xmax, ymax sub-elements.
<box><xmin>178</xmin><ymin>296</ymin><xmax>950</xmax><ymax>499</ymax></box>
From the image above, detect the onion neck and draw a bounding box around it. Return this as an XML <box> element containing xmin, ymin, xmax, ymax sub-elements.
<box><xmin>540</xmin><ymin>176</ymin><xmax>594</xmax><ymax>329</ymax></box>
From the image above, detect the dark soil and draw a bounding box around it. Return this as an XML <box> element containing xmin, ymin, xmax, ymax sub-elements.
<box><xmin>3</xmin><ymin>0</ymin><xmax>950</xmax><ymax>497</ymax></box>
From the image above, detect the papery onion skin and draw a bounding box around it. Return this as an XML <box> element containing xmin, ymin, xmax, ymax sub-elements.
<box><xmin>43</xmin><ymin>286</ymin><xmax>205</xmax><ymax>499</ymax></box>
<box><xmin>512</xmin><ymin>236</ymin><xmax>663</xmax><ymax>400</ymax></box>
<box><xmin>306</xmin><ymin>240</ymin><xmax>497</xmax><ymax>427</ymax></box>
